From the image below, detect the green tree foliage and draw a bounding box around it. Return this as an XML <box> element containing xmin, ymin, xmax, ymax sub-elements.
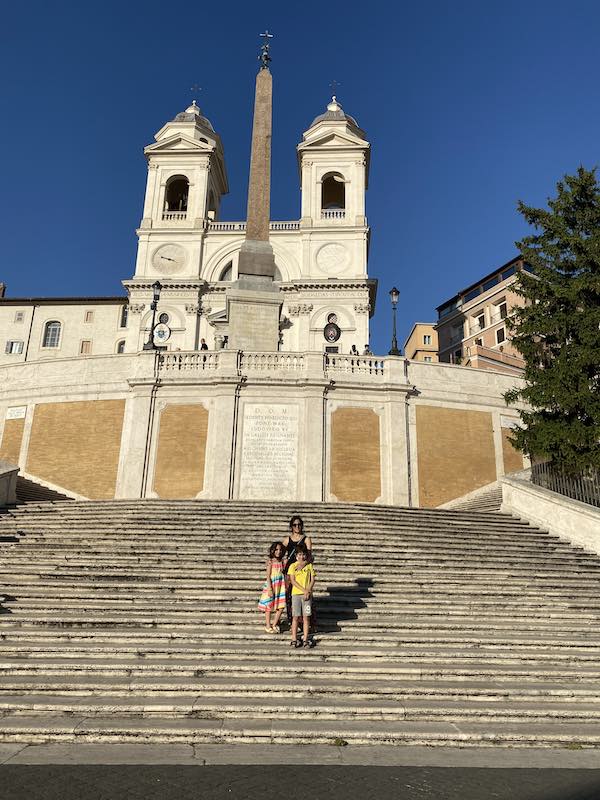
<box><xmin>505</xmin><ymin>166</ymin><xmax>600</xmax><ymax>473</ymax></box>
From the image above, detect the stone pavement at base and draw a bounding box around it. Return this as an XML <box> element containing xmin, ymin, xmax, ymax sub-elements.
<box><xmin>1</xmin><ymin>745</ymin><xmax>600</xmax><ymax>800</ymax></box>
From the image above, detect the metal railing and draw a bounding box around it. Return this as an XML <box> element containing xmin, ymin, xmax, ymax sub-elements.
<box><xmin>531</xmin><ymin>461</ymin><xmax>600</xmax><ymax>509</ymax></box>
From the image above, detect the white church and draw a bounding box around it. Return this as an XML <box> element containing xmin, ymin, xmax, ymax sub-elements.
<box><xmin>0</xmin><ymin>62</ymin><xmax>525</xmax><ymax>508</ymax></box>
<box><xmin>0</xmin><ymin>96</ymin><xmax>375</xmax><ymax>362</ymax></box>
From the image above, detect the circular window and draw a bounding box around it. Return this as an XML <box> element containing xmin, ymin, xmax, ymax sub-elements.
<box><xmin>158</xmin><ymin>313</ymin><xmax>169</xmax><ymax>324</ymax></box>
<box><xmin>327</xmin><ymin>313</ymin><xmax>338</xmax><ymax>324</ymax></box>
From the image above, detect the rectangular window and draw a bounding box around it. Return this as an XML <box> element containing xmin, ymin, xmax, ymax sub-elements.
<box><xmin>453</xmin><ymin>349</ymin><xmax>462</xmax><ymax>363</ymax></box>
<box><xmin>14</xmin><ymin>311</ymin><xmax>24</xmax><ymax>323</ymax></box>
<box><xmin>498</xmin><ymin>302</ymin><xmax>507</xmax><ymax>319</ymax></box>
<box><xmin>496</xmin><ymin>328</ymin><xmax>506</xmax><ymax>344</ymax></box>
<box><xmin>423</xmin><ymin>334</ymin><xmax>432</xmax><ymax>345</ymax></box>
<box><xmin>119</xmin><ymin>305</ymin><xmax>128</xmax><ymax>328</ymax></box>
<box><xmin>424</xmin><ymin>356</ymin><xmax>432</xmax><ymax>363</ymax></box>
<box><xmin>483</xmin><ymin>277</ymin><xmax>498</xmax><ymax>291</ymax></box>
<box><xmin>84</xmin><ymin>310</ymin><xmax>94</xmax><ymax>323</ymax></box>
<box><xmin>464</xmin><ymin>287</ymin><xmax>481</xmax><ymax>302</ymax></box>
<box><xmin>477</xmin><ymin>313</ymin><xmax>485</xmax><ymax>329</ymax></box>
<box><xmin>80</xmin><ymin>340</ymin><xmax>92</xmax><ymax>355</ymax></box>
<box><xmin>5</xmin><ymin>340</ymin><xmax>24</xmax><ymax>355</ymax></box>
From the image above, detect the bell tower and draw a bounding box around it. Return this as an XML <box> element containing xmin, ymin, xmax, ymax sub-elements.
<box><xmin>133</xmin><ymin>101</ymin><xmax>228</xmax><ymax>279</ymax></box>
<box><xmin>297</xmin><ymin>96</ymin><xmax>370</xmax><ymax>229</ymax></box>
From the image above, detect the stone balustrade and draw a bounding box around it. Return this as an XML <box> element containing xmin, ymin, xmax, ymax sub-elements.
<box><xmin>239</xmin><ymin>352</ymin><xmax>305</xmax><ymax>372</ymax></box>
<box><xmin>161</xmin><ymin>211</ymin><xmax>187</xmax><ymax>221</ymax></box>
<box><xmin>325</xmin><ymin>354</ymin><xmax>385</xmax><ymax>376</ymax></box>
<box><xmin>156</xmin><ymin>350</ymin><xmax>388</xmax><ymax>381</ymax></box>
<box><xmin>321</xmin><ymin>210</ymin><xmax>346</xmax><ymax>220</ymax></box>
<box><xmin>158</xmin><ymin>352</ymin><xmax>220</xmax><ymax>372</ymax></box>
<box><xmin>207</xmin><ymin>221</ymin><xmax>301</xmax><ymax>232</ymax></box>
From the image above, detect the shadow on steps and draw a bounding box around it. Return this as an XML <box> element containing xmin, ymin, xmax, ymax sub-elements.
<box><xmin>316</xmin><ymin>576</ymin><xmax>374</xmax><ymax>633</ymax></box>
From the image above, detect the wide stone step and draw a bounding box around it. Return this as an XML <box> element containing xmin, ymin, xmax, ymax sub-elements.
<box><xmin>5</xmin><ymin>581</ymin><xmax>599</xmax><ymax>599</ymax></box>
<box><xmin>6</xmin><ymin>593</ymin><xmax>597</xmax><ymax>613</ymax></box>
<box><xmin>2</xmin><ymin>694</ymin><xmax>600</xmax><ymax>724</ymax></box>
<box><xmin>4</xmin><ymin>542</ymin><xmax>585</xmax><ymax>559</ymax></box>
<box><xmin>4</xmin><ymin>617</ymin><xmax>598</xmax><ymax>638</ymax></box>
<box><xmin>3</xmin><ymin>674</ymin><xmax>599</xmax><ymax>702</ymax></box>
<box><xmin>2</xmin><ymin>656</ymin><xmax>600</xmax><ymax>683</ymax></box>
<box><xmin>3</xmin><ymin>642</ymin><xmax>600</xmax><ymax>667</ymax></box>
<box><xmin>4</xmin><ymin>626</ymin><xmax>599</xmax><ymax>648</ymax></box>
<box><xmin>2</xmin><ymin>538</ymin><xmax>597</xmax><ymax>570</ymax></box>
<box><xmin>1</xmin><ymin>715</ymin><xmax>600</xmax><ymax>748</ymax></box>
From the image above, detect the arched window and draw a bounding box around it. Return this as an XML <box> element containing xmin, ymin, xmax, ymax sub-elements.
<box><xmin>119</xmin><ymin>305</ymin><xmax>128</xmax><ymax>328</ymax></box>
<box><xmin>116</xmin><ymin>340</ymin><xmax>126</xmax><ymax>353</ymax></box>
<box><xmin>164</xmin><ymin>176</ymin><xmax>189</xmax><ymax>212</ymax></box>
<box><xmin>219</xmin><ymin>261</ymin><xmax>233</xmax><ymax>281</ymax></box>
<box><xmin>42</xmin><ymin>320</ymin><xmax>61</xmax><ymax>348</ymax></box>
<box><xmin>321</xmin><ymin>172</ymin><xmax>345</xmax><ymax>210</ymax></box>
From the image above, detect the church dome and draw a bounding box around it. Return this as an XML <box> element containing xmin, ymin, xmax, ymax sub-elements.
<box><xmin>310</xmin><ymin>96</ymin><xmax>360</xmax><ymax>129</ymax></box>
<box><xmin>172</xmin><ymin>100</ymin><xmax>215</xmax><ymax>132</ymax></box>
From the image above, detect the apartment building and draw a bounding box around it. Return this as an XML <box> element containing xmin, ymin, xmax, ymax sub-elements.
<box><xmin>436</xmin><ymin>257</ymin><xmax>532</xmax><ymax>375</ymax></box>
<box><xmin>404</xmin><ymin>323</ymin><xmax>439</xmax><ymax>362</ymax></box>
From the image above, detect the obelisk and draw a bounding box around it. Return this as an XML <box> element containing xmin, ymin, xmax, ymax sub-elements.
<box><xmin>226</xmin><ymin>33</ymin><xmax>282</xmax><ymax>352</ymax></box>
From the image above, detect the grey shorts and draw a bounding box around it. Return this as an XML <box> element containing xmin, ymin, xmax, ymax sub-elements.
<box><xmin>291</xmin><ymin>594</ymin><xmax>312</xmax><ymax>617</ymax></box>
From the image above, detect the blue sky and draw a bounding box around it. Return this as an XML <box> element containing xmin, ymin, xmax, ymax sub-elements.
<box><xmin>1</xmin><ymin>0</ymin><xmax>599</xmax><ymax>352</ymax></box>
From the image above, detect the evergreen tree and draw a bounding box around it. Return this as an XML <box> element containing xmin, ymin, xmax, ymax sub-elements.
<box><xmin>505</xmin><ymin>166</ymin><xmax>600</xmax><ymax>473</ymax></box>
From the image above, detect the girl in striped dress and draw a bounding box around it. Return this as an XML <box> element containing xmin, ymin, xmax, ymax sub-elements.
<box><xmin>258</xmin><ymin>541</ymin><xmax>287</xmax><ymax>633</ymax></box>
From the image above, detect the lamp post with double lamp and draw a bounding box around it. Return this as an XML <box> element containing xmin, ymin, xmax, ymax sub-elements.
<box><xmin>388</xmin><ymin>286</ymin><xmax>401</xmax><ymax>356</ymax></box>
<box><xmin>143</xmin><ymin>280</ymin><xmax>163</xmax><ymax>350</ymax></box>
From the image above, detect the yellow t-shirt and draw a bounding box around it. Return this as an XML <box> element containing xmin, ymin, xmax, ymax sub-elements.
<box><xmin>288</xmin><ymin>562</ymin><xmax>315</xmax><ymax>595</ymax></box>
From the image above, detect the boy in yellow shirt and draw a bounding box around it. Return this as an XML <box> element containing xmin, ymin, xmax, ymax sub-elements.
<box><xmin>287</xmin><ymin>544</ymin><xmax>316</xmax><ymax>648</ymax></box>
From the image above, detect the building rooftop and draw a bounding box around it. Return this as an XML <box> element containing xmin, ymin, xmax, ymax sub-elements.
<box><xmin>310</xmin><ymin>97</ymin><xmax>362</xmax><ymax>132</ymax></box>
<box><xmin>0</xmin><ymin>296</ymin><xmax>126</xmax><ymax>305</ymax></box>
<box><xmin>436</xmin><ymin>256</ymin><xmax>527</xmax><ymax>318</ymax></box>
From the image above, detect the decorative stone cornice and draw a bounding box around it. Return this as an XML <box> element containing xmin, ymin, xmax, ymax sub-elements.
<box><xmin>123</xmin><ymin>280</ymin><xmax>208</xmax><ymax>292</ymax></box>
<box><xmin>287</xmin><ymin>303</ymin><xmax>314</xmax><ymax>317</ymax></box>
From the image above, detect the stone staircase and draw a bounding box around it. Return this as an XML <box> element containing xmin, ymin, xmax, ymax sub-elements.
<box><xmin>15</xmin><ymin>476</ymin><xmax>72</xmax><ymax>505</ymax></box>
<box><xmin>1</xmin><ymin>500</ymin><xmax>600</xmax><ymax>748</ymax></box>
<box><xmin>440</xmin><ymin>482</ymin><xmax>503</xmax><ymax>513</ymax></box>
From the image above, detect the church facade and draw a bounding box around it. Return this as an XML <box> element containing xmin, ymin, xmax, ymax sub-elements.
<box><xmin>0</xmin><ymin>97</ymin><xmax>374</xmax><ymax>363</ymax></box>
<box><xmin>0</xmin><ymin>75</ymin><xmax>528</xmax><ymax>508</ymax></box>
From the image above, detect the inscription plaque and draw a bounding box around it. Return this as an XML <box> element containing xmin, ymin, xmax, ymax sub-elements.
<box><xmin>239</xmin><ymin>403</ymin><xmax>299</xmax><ymax>500</ymax></box>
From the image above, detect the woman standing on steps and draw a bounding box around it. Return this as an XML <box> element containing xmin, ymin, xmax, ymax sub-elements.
<box><xmin>282</xmin><ymin>515</ymin><xmax>313</xmax><ymax>629</ymax></box>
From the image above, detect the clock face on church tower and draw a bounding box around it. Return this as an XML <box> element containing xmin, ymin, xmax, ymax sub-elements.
<box><xmin>152</xmin><ymin>244</ymin><xmax>187</xmax><ymax>275</ymax></box>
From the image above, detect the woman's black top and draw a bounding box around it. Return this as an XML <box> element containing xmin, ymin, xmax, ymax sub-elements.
<box><xmin>285</xmin><ymin>534</ymin><xmax>306</xmax><ymax>570</ymax></box>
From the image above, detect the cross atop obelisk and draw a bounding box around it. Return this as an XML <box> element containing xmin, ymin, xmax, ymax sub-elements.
<box><xmin>237</xmin><ymin>32</ymin><xmax>276</xmax><ymax>282</ymax></box>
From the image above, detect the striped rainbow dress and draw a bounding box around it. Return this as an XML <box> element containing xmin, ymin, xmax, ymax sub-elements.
<box><xmin>258</xmin><ymin>559</ymin><xmax>286</xmax><ymax>612</ymax></box>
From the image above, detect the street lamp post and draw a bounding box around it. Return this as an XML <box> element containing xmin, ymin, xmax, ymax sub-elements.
<box><xmin>143</xmin><ymin>280</ymin><xmax>162</xmax><ymax>350</ymax></box>
<box><xmin>388</xmin><ymin>286</ymin><xmax>401</xmax><ymax>356</ymax></box>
